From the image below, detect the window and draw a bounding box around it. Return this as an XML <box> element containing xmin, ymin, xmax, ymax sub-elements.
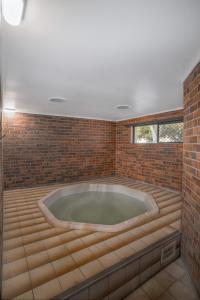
<box><xmin>135</xmin><ymin>124</ymin><xmax>157</xmax><ymax>143</ymax></box>
<box><xmin>133</xmin><ymin>120</ymin><xmax>183</xmax><ymax>144</ymax></box>
<box><xmin>159</xmin><ymin>121</ymin><xmax>183</xmax><ymax>142</ymax></box>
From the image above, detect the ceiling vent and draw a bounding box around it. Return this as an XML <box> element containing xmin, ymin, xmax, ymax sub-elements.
<box><xmin>116</xmin><ymin>105</ymin><xmax>131</xmax><ymax>110</ymax></box>
<box><xmin>49</xmin><ymin>98</ymin><xmax>67</xmax><ymax>103</ymax></box>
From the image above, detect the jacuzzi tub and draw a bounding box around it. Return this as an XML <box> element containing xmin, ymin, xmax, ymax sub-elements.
<box><xmin>39</xmin><ymin>183</ymin><xmax>159</xmax><ymax>232</ymax></box>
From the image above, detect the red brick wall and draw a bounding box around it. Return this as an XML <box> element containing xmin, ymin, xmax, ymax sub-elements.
<box><xmin>3</xmin><ymin>109</ymin><xmax>184</xmax><ymax>191</ymax></box>
<box><xmin>116</xmin><ymin>110</ymin><xmax>183</xmax><ymax>191</ymax></box>
<box><xmin>182</xmin><ymin>62</ymin><xmax>200</xmax><ymax>293</ymax></box>
<box><xmin>3</xmin><ymin>113</ymin><xmax>116</xmax><ymax>189</ymax></box>
<box><xmin>0</xmin><ymin>91</ymin><xmax>3</xmax><ymax>297</ymax></box>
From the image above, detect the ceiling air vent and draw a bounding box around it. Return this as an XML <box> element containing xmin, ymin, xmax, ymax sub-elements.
<box><xmin>116</xmin><ymin>105</ymin><xmax>131</xmax><ymax>110</ymax></box>
<box><xmin>49</xmin><ymin>98</ymin><xmax>67</xmax><ymax>103</ymax></box>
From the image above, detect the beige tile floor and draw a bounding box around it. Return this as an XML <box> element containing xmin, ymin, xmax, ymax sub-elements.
<box><xmin>124</xmin><ymin>258</ymin><xmax>200</xmax><ymax>300</ymax></box>
<box><xmin>2</xmin><ymin>176</ymin><xmax>183</xmax><ymax>299</ymax></box>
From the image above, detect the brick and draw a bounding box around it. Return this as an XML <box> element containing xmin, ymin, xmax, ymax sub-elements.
<box><xmin>0</xmin><ymin>97</ymin><xmax>2</xmax><ymax>297</ymax></box>
<box><xmin>182</xmin><ymin>62</ymin><xmax>200</xmax><ymax>294</ymax></box>
<box><xmin>2</xmin><ymin>113</ymin><xmax>116</xmax><ymax>188</ymax></box>
<box><xmin>3</xmin><ymin>110</ymin><xmax>184</xmax><ymax>192</ymax></box>
<box><xmin>115</xmin><ymin>110</ymin><xmax>183</xmax><ymax>191</ymax></box>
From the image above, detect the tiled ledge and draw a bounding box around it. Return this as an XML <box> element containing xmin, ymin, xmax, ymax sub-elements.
<box><xmin>53</xmin><ymin>231</ymin><xmax>181</xmax><ymax>300</ymax></box>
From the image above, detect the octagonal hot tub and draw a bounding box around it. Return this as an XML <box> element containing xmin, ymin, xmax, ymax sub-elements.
<box><xmin>39</xmin><ymin>184</ymin><xmax>159</xmax><ymax>232</ymax></box>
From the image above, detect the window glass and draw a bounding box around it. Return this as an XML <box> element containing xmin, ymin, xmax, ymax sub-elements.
<box><xmin>134</xmin><ymin>124</ymin><xmax>157</xmax><ymax>143</ymax></box>
<box><xmin>133</xmin><ymin>120</ymin><xmax>183</xmax><ymax>144</ymax></box>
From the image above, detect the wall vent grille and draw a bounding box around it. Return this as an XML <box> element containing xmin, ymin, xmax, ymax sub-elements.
<box><xmin>161</xmin><ymin>241</ymin><xmax>176</xmax><ymax>265</ymax></box>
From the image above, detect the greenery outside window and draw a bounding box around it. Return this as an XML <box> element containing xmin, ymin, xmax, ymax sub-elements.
<box><xmin>133</xmin><ymin>120</ymin><xmax>183</xmax><ymax>144</ymax></box>
<box><xmin>135</xmin><ymin>124</ymin><xmax>157</xmax><ymax>143</ymax></box>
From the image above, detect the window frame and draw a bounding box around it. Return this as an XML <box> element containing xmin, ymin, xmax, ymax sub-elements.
<box><xmin>132</xmin><ymin>118</ymin><xmax>183</xmax><ymax>144</ymax></box>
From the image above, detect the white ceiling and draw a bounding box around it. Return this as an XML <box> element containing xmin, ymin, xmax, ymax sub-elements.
<box><xmin>1</xmin><ymin>0</ymin><xmax>200</xmax><ymax>121</ymax></box>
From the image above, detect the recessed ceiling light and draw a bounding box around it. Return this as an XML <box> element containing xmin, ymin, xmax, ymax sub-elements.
<box><xmin>49</xmin><ymin>97</ymin><xmax>67</xmax><ymax>103</ymax></box>
<box><xmin>116</xmin><ymin>105</ymin><xmax>131</xmax><ymax>110</ymax></box>
<box><xmin>2</xmin><ymin>0</ymin><xmax>26</xmax><ymax>26</ymax></box>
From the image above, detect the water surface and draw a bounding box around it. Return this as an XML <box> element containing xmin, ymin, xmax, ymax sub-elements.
<box><xmin>48</xmin><ymin>191</ymin><xmax>147</xmax><ymax>225</ymax></box>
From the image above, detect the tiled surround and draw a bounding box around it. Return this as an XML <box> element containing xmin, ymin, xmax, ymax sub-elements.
<box><xmin>3</xmin><ymin>113</ymin><xmax>116</xmax><ymax>189</ymax></box>
<box><xmin>3</xmin><ymin>110</ymin><xmax>183</xmax><ymax>191</ymax></box>
<box><xmin>124</xmin><ymin>258</ymin><xmax>199</xmax><ymax>300</ymax></box>
<box><xmin>55</xmin><ymin>233</ymin><xmax>181</xmax><ymax>300</ymax></box>
<box><xmin>116</xmin><ymin>110</ymin><xmax>183</xmax><ymax>191</ymax></box>
<box><xmin>2</xmin><ymin>176</ymin><xmax>182</xmax><ymax>299</ymax></box>
<box><xmin>182</xmin><ymin>62</ymin><xmax>200</xmax><ymax>293</ymax></box>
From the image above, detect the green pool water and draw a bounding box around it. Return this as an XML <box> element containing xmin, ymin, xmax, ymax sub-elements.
<box><xmin>48</xmin><ymin>191</ymin><xmax>147</xmax><ymax>225</ymax></box>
